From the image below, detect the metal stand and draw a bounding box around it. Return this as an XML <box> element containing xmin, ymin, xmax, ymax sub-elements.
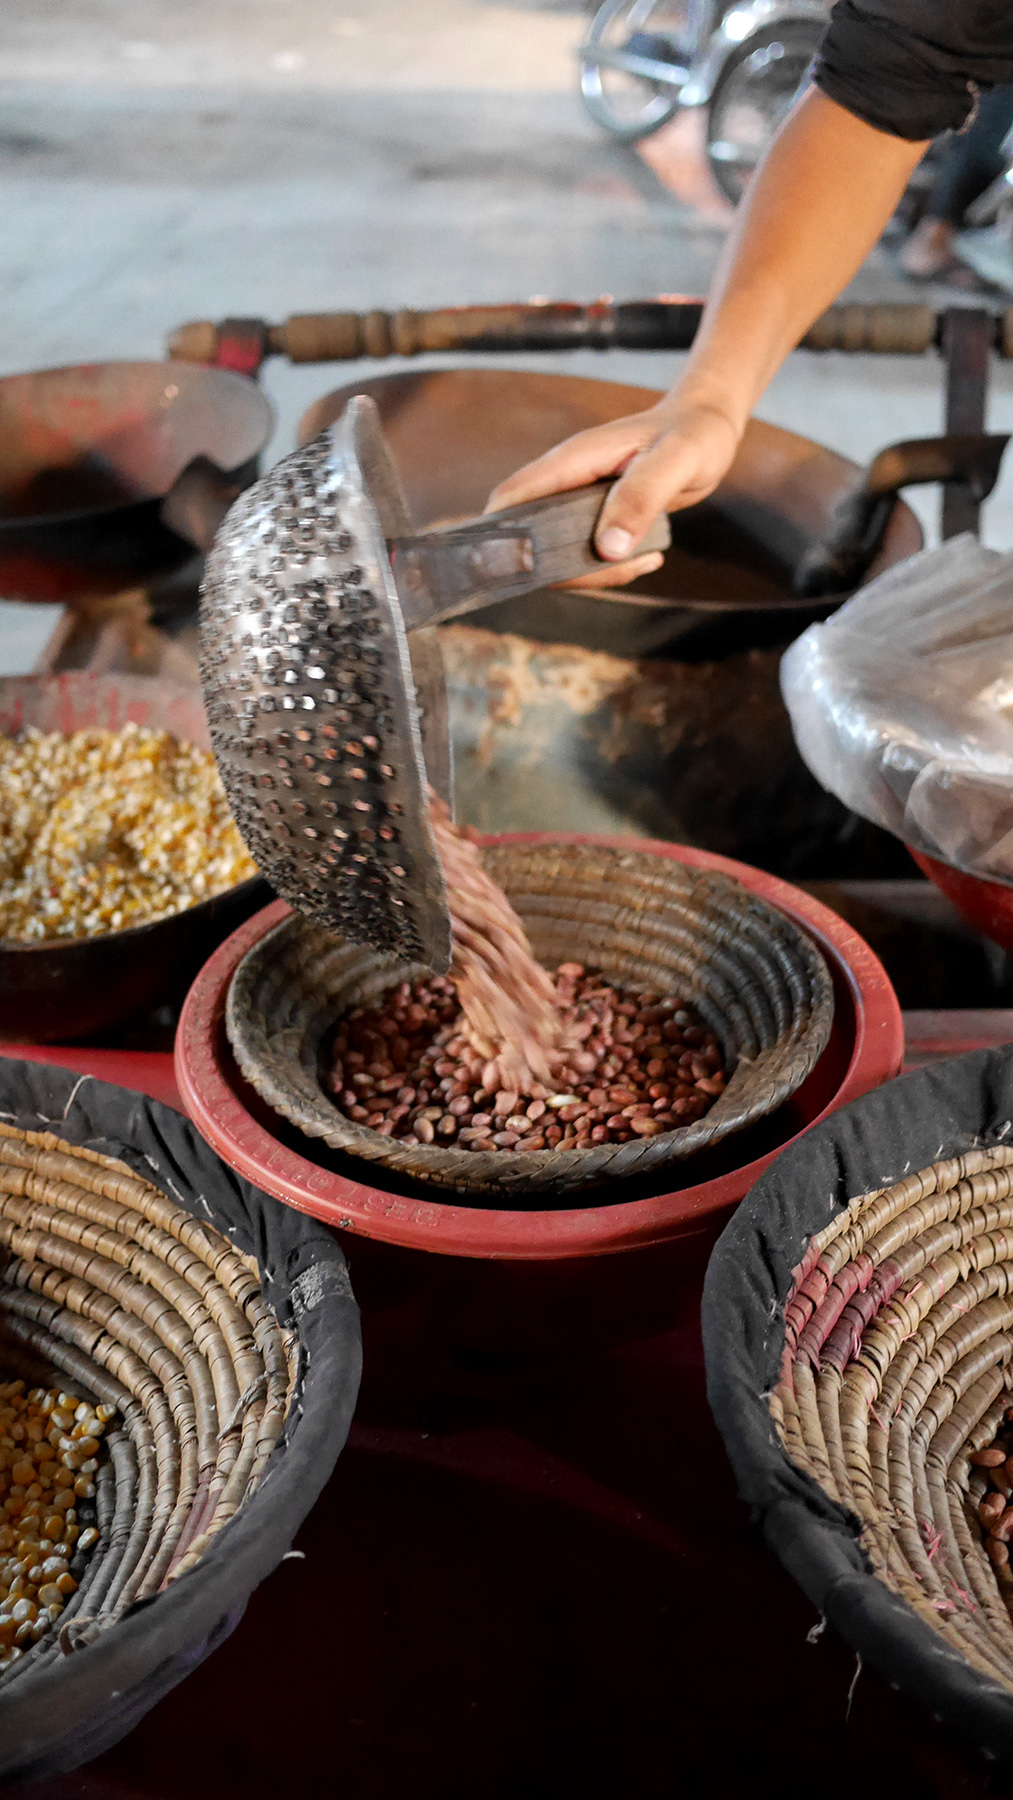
<box><xmin>941</xmin><ymin>307</ymin><xmax>996</xmax><ymax>538</ymax></box>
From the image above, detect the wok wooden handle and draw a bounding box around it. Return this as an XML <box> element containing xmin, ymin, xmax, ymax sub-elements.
<box><xmin>168</xmin><ymin>300</ymin><xmax>1004</xmax><ymax>371</ymax></box>
<box><xmin>168</xmin><ymin>302</ymin><xmax>706</xmax><ymax>368</ymax></box>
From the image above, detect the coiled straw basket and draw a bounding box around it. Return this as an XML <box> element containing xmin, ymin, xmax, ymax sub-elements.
<box><xmin>0</xmin><ymin>1120</ymin><xmax>293</xmax><ymax>1681</ymax></box>
<box><xmin>774</xmin><ymin>1144</ymin><xmax>1013</xmax><ymax>1696</ymax></box>
<box><xmin>0</xmin><ymin>1059</ymin><xmax>360</xmax><ymax>1781</ymax></box>
<box><xmin>226</xmin><ymin>840</ymin><xmax>834</xmax><ymax>1198</ymax></box>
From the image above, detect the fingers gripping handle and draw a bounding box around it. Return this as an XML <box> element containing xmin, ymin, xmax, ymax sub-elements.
<box><xmin>391</xmin><ymin>481</ymin><xmax>671</xmax><ymax>628</ymax></box>
<box><xmin>491</xmin><ymin>480</ymin><xmax>670</xmax><ymax>574</ymax></box>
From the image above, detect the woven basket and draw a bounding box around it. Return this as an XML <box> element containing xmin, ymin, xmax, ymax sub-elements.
<box><xmin>774</xmin><ymin>1144</ymin><xmax>1013</xmax><ymax>1695</ymax></box>
<box><xmin>0</xmin><ymin>1119</ymin><xmax>295</xmax><ymax>1688</ymax></box>
<box><xmin>226</xmin><ymin>841</ymin><xmax>834</xmax><ymax>1198</ymax></box>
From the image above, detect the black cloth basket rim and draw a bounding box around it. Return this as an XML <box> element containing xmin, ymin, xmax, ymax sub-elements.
<box><xmin>702</xmin><ymin>1043</ymin><xmax>1013</xmax><ymax>1771</ymax></box>
<box><xmin>0</xmin><ymin>1058</ymin><xmax>362</xmax><ymax>1783</ymax></box>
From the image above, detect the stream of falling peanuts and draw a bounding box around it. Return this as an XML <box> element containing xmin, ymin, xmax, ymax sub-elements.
<box><xmin>427</xmin><ymin>796</ymin><xmax>570</xmax><ymax>1095</ymax></box>
<box><xmin>0</xmin><ymin>1378</ymin><xmax>111</xmax><ymax>1666</ymax></box>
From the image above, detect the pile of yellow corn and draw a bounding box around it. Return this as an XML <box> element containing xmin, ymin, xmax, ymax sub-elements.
<box><xmin>0</xmin><ymin>725</ymin><xmax>256</xmax><ymax>940</ymax></box>
<box><xmin>0</xmin><ymin>1378</ymin><xmax>111</xmax><ymax>1666</ymax></box>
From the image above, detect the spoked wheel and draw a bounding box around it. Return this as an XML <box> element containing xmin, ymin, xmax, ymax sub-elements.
<box><xmin>579</xmin><ymin>0</ymin><xmax>708</xmax><ymax>143</ymax></box>
<box><xmin>705</xmin><ymin>17</ymin><xmax>824</xmax><ymax>204</ymax></box>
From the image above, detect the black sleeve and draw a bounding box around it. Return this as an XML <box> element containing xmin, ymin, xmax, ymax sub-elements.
<box><xmin>814</xmin><ymin>0</ymin><xmax>1013</xmax><ymax>141</ymax></box>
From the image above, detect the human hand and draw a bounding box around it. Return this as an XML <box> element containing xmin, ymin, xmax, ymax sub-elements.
<box><xmin>485</xmin><ymin>397</ymin><xmax>742</xmax><ymax>590</ymax></box>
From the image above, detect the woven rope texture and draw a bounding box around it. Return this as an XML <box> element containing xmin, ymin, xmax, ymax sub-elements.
<box><xmin>227</xmin><ymin>842</ymin><xmax>833</xmax><ymax>1197</ymax></box>
<box><xmin>0</xmin><ymin>1122</ymin><xmax>296</xmax><ymax>1689</ymax></box>
<box><xmin>773</xmin><ymin>1145</ymin><xmax>1013</xmax><ymax>1691</ymax></box>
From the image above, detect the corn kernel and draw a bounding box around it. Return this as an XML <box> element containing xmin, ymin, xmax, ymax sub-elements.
<box><xmin>0</xmin><ymin>724</ymin><xmax>257</xmax><ymax>941</ymax></box>
<box><xmin>0</xmin><ymin>1380</ymin><xmax>110</xmax><ymax>1664</ymax></box>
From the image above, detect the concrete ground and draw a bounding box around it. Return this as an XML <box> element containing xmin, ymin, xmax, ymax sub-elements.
<box><xmin>3</xmin><ymin>0</ymin><xmax>1013</xmax><ymax>555</ymax></box>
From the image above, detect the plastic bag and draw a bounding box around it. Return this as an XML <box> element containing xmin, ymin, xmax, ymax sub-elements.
<box><xmin>781</xmin><ymin>533</ymin><xmax>1013</xmax><ymax>882</ymax></box>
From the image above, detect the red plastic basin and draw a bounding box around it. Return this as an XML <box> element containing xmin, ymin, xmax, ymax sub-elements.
<box><xmin>176</xmin><ymin>834</ymin><xmax>903</xmax><ymax>1266</ymax></box>
<box><xmin>910</xmin><ymin>848</ymin><xmax>1013</xmax><ymax>953</ymax></box>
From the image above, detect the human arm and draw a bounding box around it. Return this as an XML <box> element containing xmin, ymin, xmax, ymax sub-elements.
<box><xmin>487</xmin><ymin>87</ymin><xmax>929</xmax><ymax>586</ymax></box>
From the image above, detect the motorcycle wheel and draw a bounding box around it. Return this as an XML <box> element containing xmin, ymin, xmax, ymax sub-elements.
<box><xmin>705</xmin><ymin>18</ymin><xmax>824</xmax><ymax>204</ymax></box>
<box><xmin>579</xmin><ymin>0</ymin><xmax>708</xmax><ymax>143</ymax></box>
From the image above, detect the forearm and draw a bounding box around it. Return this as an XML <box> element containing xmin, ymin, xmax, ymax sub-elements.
<box><xmin>670</xmin><ymin>88</ymin><xmax>929</xmax><ymax>434</ymax></box>
<box><xmin>487</xmin><ymin>84</ymin><xmax>934</xmax><ymax>571</ymax></box>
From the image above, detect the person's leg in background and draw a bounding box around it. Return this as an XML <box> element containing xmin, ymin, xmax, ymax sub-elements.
<box><xmin>901</xmin><ymin>84</ymin><xmax>1013</xmax><ymax>278</ymax></box>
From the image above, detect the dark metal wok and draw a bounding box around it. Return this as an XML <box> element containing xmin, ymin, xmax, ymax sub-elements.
<box><xmin>298</xmin><ymin>368</ymin><xmax>927</xmax><ymax>877</ymax></box>
<box><xmin>0</xmin><ymin>673</ymin><xmax>268</xmax><ymax>1042</ymax></box>
<box><xmin>298</xmin><ymin>366</ymin><xmax>926</xmax><ymax>661</ymax></box>
<box><xmin>0</xmin><ymin>361</ymin><xmax>273</xmax><ymax>602</ymax></box>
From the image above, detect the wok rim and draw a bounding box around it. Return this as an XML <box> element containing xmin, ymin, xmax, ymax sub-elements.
<box><xmin>0</xmin><ymin>358</ymin><xmax>274</xmax><ymax>529</ymax></box>
<box><xmin>0</xmin><ymin>873</ymin><xmax>265</xmax><ymax>958</ymax></box>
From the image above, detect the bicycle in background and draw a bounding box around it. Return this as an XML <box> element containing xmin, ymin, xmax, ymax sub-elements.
<box><xmin>577</xmin><ymin>0</ymin><xmax>828</xmax><ymax>204</ymax></box>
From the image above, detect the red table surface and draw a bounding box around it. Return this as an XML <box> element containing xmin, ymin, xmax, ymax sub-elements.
<box><xmin>1</xmin><ymin>1034</ymin><xmax>1010</xmax><ymax>1800</ymax></box>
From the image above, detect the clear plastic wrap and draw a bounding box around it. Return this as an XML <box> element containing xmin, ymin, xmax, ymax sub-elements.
<box><xmin>781</xmin><ymin>534</ymin><xmax>1013</xmax><ymax>882</ymax></box>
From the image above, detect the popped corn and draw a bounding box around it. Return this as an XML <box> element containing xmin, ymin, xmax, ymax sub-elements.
<box><xmin>0</xmin><ymin>724</ymin><xmax>257</xmax><ymax>941</ymax></box>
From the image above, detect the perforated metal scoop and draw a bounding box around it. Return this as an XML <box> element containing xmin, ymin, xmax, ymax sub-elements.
<box><xmin>200</xmin><ymin>395</ymin><xmax>668</xmax><ymax>973</ymax></box>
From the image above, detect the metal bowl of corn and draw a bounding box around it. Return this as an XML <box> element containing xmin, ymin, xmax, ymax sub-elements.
<box><xmin>0</xmin><ymin>672</ymin><xmax>267</xmax><ymax>1042</ymax></box>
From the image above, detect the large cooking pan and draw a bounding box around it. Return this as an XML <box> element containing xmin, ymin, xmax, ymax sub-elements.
<box><xmin>298</xmin><ymin>366</ymin><xmax>926</xmax><ymax>661</ymax></box>
<box><xmin>0</xmin><ymin>361</ymin><xmax>273</xmax><ymax>602</ymax></box>
<box><xmin>297</xmin><ymin>369</ymin><xmax>927</xmax><ymax>878</ymax></box>
<box><xmin>0</xmin><ymin>673</ymin><xmax>268</xmax><ymax>1042</ymax></box>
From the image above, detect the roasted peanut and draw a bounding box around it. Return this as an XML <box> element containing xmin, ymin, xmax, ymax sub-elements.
<box><xmin>329</xmin><ymin>965</ymin><xmax>727</xmax><ymax>1156</ymax></box>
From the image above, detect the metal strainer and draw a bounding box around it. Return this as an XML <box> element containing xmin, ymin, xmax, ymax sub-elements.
<box><xmin>200</xmin><ymin>396</ymin><xmax>668</xmax><ymax>973</ymax></box>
